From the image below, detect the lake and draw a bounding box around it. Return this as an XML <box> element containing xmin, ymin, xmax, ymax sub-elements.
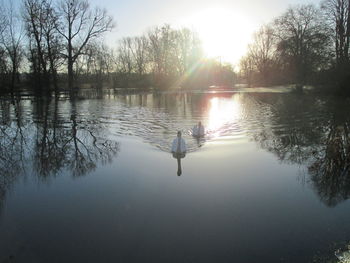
<box><xmin>0</xmin><ymin>90</ymin><xmax>349</xmax><ymax>263</ymax></box>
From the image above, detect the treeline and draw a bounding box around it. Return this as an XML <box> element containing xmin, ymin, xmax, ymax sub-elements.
<box><xmin>239</xmin><ymin>1</ymin><xmax>350</xmax><ymax>93</ymax></box>
<box><xmin>112</xmin><ymin>25</ymin><xmax>235</xmax><ymax>89</ymax></box>
<box><xmin>0</xmin><ymin>0</ymin><xmax>235</xmax><ymax>95</ymax></box>
<box><xmin>3</xmin><ymin>0</ymin><xmax>349</xmax><ymax>95</ymax></box>
<box><xmin>0</xmin><ymin>0</ymin><xmax>113</xmax><ymax>94</ymax></box>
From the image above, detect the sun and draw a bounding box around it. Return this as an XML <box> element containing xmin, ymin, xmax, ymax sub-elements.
<box><xmin>179</xmin><ymin>7</ymin><xmax>255</xmax><ymax>65</ymax></box>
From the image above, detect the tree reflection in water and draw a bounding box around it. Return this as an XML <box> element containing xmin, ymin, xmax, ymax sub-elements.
<box><xmin>308</xmin><ymin>117</ymin><xmax>350</xmax><ymax>207</ymax></box>
<box><xmin>0</xmin><ymin>99</ymin><xmax>29</xmax><ymax>212</ymax></box>
<box><xmin>0</xmin><ymin>97</ymin><xmax>120</xmax><ymax>213</ymax></box>
<box><xmin>245</xmin><ymin>94</ymin><xmax>350</xmax><ymax>207</ymax></box>
<box><xmin>33</xmin><ymin>99</ymin><xmax>119</xmax><ymax>177</ymax></box>
<box><xmin>1</xmin><ymin>91</ymin><xmax>350</xmax><ymax>212</ymax></box>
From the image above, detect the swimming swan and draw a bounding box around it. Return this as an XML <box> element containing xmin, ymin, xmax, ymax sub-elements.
<box><xmin>171</xmin><ymin>131</ymin><xmax>187</xmax><ymax>154</ymax></box>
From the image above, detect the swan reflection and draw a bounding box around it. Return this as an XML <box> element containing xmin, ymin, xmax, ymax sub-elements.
<box><xmin>171</xmin><ymin>131</ymin><xmax>187</xmax><ymax>176</ymax></box>
<box><xmin>173</xmin><ymin>152</ymin><xmax>186</xmax><ymax>176</ymax></box>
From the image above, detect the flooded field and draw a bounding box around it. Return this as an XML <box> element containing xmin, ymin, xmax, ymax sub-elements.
<box><xmin>0</xmin><ymin>90</ymin><xmax>349</xmax><ymax>263</ymax></box>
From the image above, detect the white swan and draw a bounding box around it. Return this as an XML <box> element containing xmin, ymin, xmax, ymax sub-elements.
<box><xmin>171</xmin><ymin>131</ymin><xmax>187</xmax><ymax>153</ymax></box>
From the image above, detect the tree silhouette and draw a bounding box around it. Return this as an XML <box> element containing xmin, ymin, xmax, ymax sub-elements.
<box><xmin>56</xmin><ymin>0</ymin><xmax>114</xmax><ymax>89</ymax></box>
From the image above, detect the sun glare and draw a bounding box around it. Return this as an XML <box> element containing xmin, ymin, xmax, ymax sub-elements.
<box><xmin>179</xmin><ymin>8</ymin><xmax>255</xmax><ymax>65</ymax></box>
<box><xmin>208</xmin><ymin>95</ymin><xmax>241</xmax><ymax>134</ymax></box>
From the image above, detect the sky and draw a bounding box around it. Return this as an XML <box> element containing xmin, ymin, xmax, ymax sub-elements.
<box><xmin>15</xmin><ymin>0</ymin><xmax>321</xmax><ymax>66</ymax></box>
<box><xmin>92</xmin><ymin>0</ymin><xmax>321</xmax><ymax>66</ymax></box>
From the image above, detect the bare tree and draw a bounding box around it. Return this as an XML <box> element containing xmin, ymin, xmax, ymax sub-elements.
<box><xmin>42</xmin><ymin>1</ymin><xmax>63</xmax><ymax>88</ymax></box>
<box><xmin>147</xmin><ymin>25</ymin><xmax>201</xmax><ymax>86</ymax></box>
<box><xmin>23</xmin><ymin>0</ymin><xmax>62</xmax><ymax>90</ymax></box>
<box><xmin>147</xmin><ymin>25</ymin><xmax>175</xmax><ymax>84</ymax></box>
<box><xmin>247</xmin><ymin>25</ymin><xmax>277</xmax><ymax>85</ymax></box>
<box><xmin>173</xmin><ymin>28</ymin><xmax>202</xmax><ymax>76</ymax></box>
<box><xmin>239</xmin><ymin>55</ymin><xmax>254</xmax><ymax>86</ymax></box>
<box><xmin>129</xmin><ymin>36</ymin><xmax>149</xmax><ymax>76</ymax></box>
<box><xmin>55</xmin><ymin>0</ymin><xmax>114</xmax><ymax>89</ymax></box>
<box><xmin>322</xmin><ymin>0</ymin><xmax>350</xmax><ymax>67</ymax></box>
<box><xmin>77</xmin><ymin>41</ymin><xmax>114</xmax><ymax>85</ymax></box>
<box><xmin>117</xmin><ymin>37</ymin><xmax>134</xmax><ymax>75</ymax></box>
<box><xmin>0</xmin><ymin>0</ymin><xmax>25</xmax><ymax>91</ymax></box>
<box><xmin>274</xmin><ymin>4</ymin><xmax>332</xmax><ymax>86</ymax></box>
<box><xmin>0</xmin><ymin>47</ymin><xmax>8</xmax><ymax>88</ymax></box>
<box><xmin>0</xmin><ymin>13</ymin><xmax>8</xmax><ymax>90</ymax></box>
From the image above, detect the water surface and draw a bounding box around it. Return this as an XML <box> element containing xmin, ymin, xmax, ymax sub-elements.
<box><xmin>0</xmin><ymin>91</ymin><xmax>350</xmax><ymax>262</ymax></box>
